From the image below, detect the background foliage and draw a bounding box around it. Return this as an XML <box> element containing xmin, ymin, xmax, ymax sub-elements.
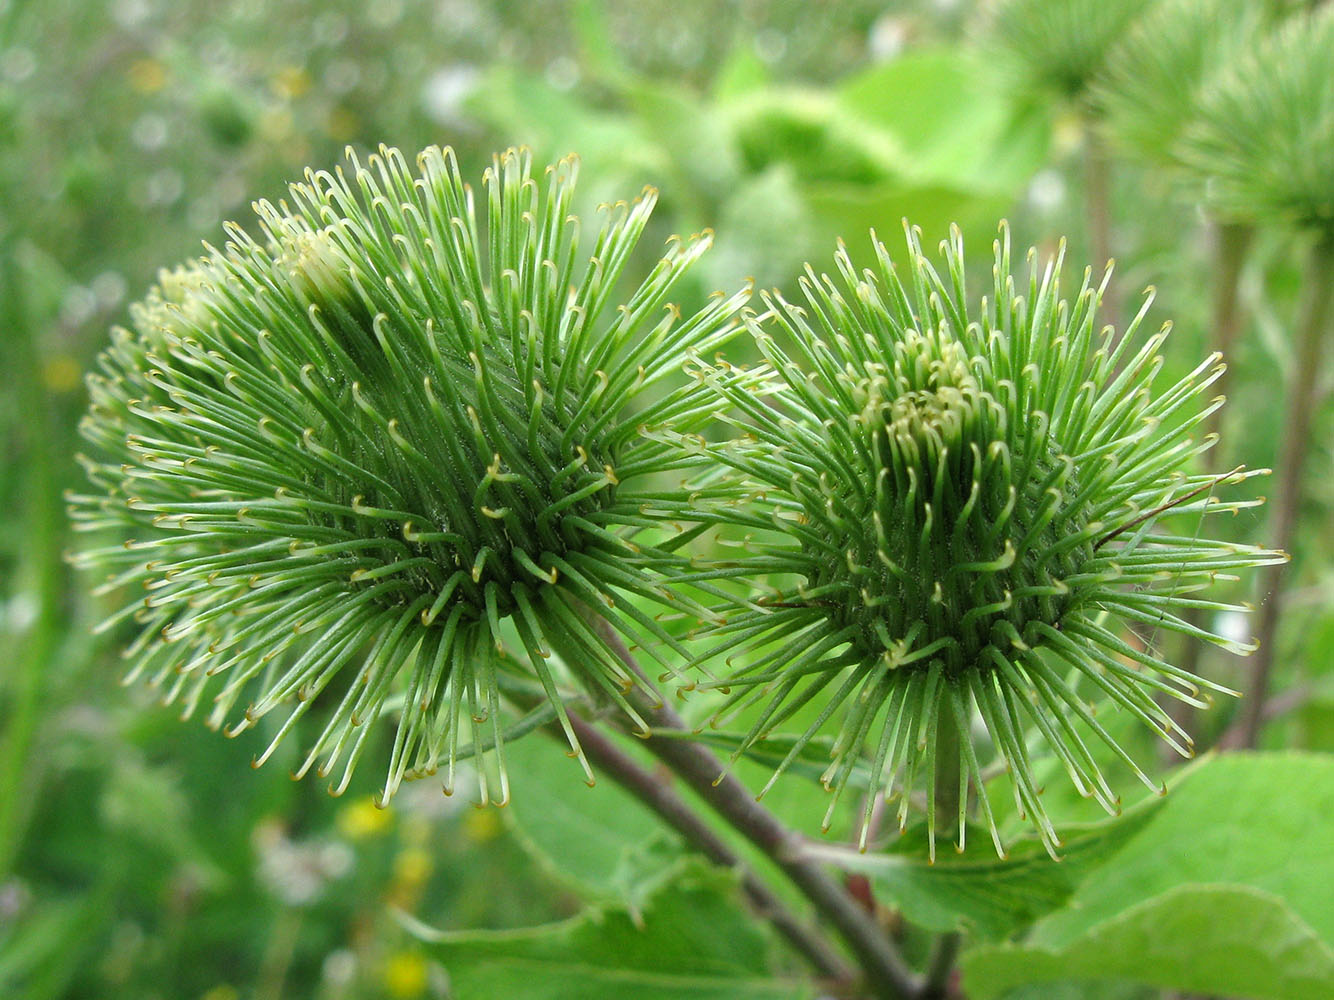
<box><xmin>1</xmin><ymin>1</ymin><xmax>1331</xmax><ymax>998</ymax></box>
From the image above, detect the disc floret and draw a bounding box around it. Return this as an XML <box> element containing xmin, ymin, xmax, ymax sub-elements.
<box><xmin>691</xmin><ymin>226</ymin><xmax>1282</xmax><ymax>857</ymax></box>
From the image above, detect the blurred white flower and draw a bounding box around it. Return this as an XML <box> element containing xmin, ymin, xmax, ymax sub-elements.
<box><xmin>420</xmin><ymin>66</ymin><xmax>477</xmax><ymax>126</ymax></box>
<box><xmin>253</xmin><ymin>821</ymin><xmax>352</xmax><ymax>907</ymax></box>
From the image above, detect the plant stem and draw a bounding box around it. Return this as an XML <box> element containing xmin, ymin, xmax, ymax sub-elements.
<box><xmin>921</xmin><ymin>695</ymin><xmax>962</xmax><ymax>999</ymax></box>
<box><xmin>255</xmin><ymin>907</ymin><xmax>303</xmax><ymax>1000</ymax></box>
<box><xmin>594</xmin><ymin>624</ymin><xmax>920</xmax><ymax>1000</ymax></box>
<box><xmin>634</xmin><ymin>715</ymin><xmax>920</xmax><ymax>1000</ymax></box>
<box><xmin>931</xmin><ymin>696</ymin><xmax>961</xmax><ymax>849</ymax></box>
<box><xmin>1228</xmin><ymin>229</ymin><xmax>1334</xmax><ymax>749</ymax></box>
<box><xmin>922</xmin><ymin>931</ymin><xmax>962</xmax><ymax>1000</ymax></box>
<box><xmin>0</xmin><ymin>246</ymin><xmax>62</xmax><ymax>878</ymax></box>
<box><xmin>561</xmin><ymin>710</ymin><xmax>856</xmax><ymax>985</ymax></box>
<box><xmin>1206</xmin><ymin>221</ymin><xmax>1257</xmax><ymax>427</ymax></box>
<box><xmin>1168</xmin><ymin>219</ymin><xmax>1254</xmax><ymax>754</ymax></box>
<box><xmin>1082</xmin><ymin>114</ymin><xmax>1120</xmax><ymax>329</ymax></box>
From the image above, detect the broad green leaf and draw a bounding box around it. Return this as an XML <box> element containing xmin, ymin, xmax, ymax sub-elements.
<box><xmin>804</xmin><ymin>181</ymin><xmax>1012</xmax><ymax>254</ymax></box>
<box><xmin>1026</xmin><ymin>753</ymin><xmax>1334</xmax><ymax>947</ymax></box>
<box><xmin>405</xmin><ymin>871</ymin><xmax>812</xmax><ymax>1000</ymax></box>
<box><xmin>722</xmin><ymin>89</ymin><xmax>909</xmax><ymax>189</ymax></box>
<box><xmin>961</xmin><ymin>753</ymin><xmax>1334</xmax><ymax>999</ymax></box>
<box><xmin>837</xmin><ymin>46</ymin><xmax>1051</xmax><ymax>193</ymax></box>
<box><xmin>625</xmin><ymin>81</ymin><xmax>741</xmax><ymax>209</ymax></box>
<box><xmin>800</xmin><ymin>799</ymin><xmax>1163</xmax><ymax>940</ymax></box>
<box><xmin>712</xmin><ymin>41</ymin><xmax>772</xmax><ymax>101</ymax></box>
<box><xmin>996</xmin><ymin>982</ymin><xmax>1154</xmax><ymax>1000</ymax></box>
<box><xmin>502</xmin><ymin>730</ymin><xmax>687</xmax><ymax>909</ymax></box>
<box><xmin>463</xmin><ymin>64</ymin><xmax>665</xmax><ymax>195</ymax></box>
<box><xmin>964</xmin><ymin>885</ymin><xmax>1334</xmax><ymax>1000</ymax></box>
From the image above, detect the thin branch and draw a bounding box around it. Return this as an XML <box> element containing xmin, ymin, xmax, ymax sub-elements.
<box><xmin>562</xmin><ymin>710</ymin><xmax>857</xmax><ymax>986</ymax></box>
<box><xmin>921</xmin><ymin>932</ymin><xmax>962</xmax><ymax>1000</ymax></box>
<box><xmin>1093</xmin><ymin>466</ymin><xmax>1244</xmax><ymax>552</ymax></box>
<box><xmin>592</xmin><ymin>622</ymin><xmax>921</xmax><ymax>1000</ymax></box>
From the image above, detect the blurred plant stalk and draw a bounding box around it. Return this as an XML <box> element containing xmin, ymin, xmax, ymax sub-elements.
<box><xmin>1081</xmin><ymin>114</ymin><xmax>1121</xmax><ymax>328</ymax></box>
<box><xmin>1168</xmin><ymin>220</ymin><xmax>1255</xmax><ymax>752</ymax></box>
<box><xmin>1227</xmin><ymin>229</ymin><xmax>1334</xmax><ymax>748</ymax></box>
<box><xmin>0</xmin><ymin>246</ymin><xmax>65</xmax><ymax>878</ymax></box>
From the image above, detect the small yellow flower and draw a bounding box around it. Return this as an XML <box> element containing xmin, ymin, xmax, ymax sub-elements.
<box><xmin>272</xmin><ymin>66</ymin><xmax>312</xmax><ymax>100</ymax></box>
<box><xmin>127</xmin><ymin>58</ymin><xmax>166</xmax><ymax>93</ymax></box>
<box><xmin>326</xmin><ymin>106</ymin><xmax>360</xmax><ymax>142</ymax></box>
<box><xmin>463</xmin><ymin>808</ymin><xmax>502</xmax><ymax>844</ymax></box>
<box><xmin>337</xmin><ymin>796</ymin><xmax>393</xmax><ymax>840</ymax></box>
<box><xmin>257</xmin><ymin>108</ymin><xmax>295</xmax><ymax>143</ymax></box>
<box><xmin>393</xmin><ymin>847</ymin><xmax>433</xmax><ymax>888</ymax></box>
<box><xmin>383</xmin><ymin>951</ymin><xmax>428</xmax><ymax>999</ymax></box>
<box><xmin>42</xmin><ymin>356</ymin><xmax>83</xmax><ymax>394</ymax></box>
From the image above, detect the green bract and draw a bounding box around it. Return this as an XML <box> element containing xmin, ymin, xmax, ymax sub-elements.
<box><xmin>70</xmin><ymin>145</ymin><xmax>746</xmax><ymax>806</ymax></box>
<box><xmin>1181</xmin><ymin>7</ymin><xmax>1334</xmax><ymax>231</ymax></box>
<box><xmin>687</xmin><ymin>227</ymin><xmax>1282</xmax><ymax>858</ymax></box>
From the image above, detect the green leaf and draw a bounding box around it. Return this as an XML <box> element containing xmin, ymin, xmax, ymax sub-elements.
<box><xmin>837</xmin><ymin>46</ymin><xmax>1051</xmax><ymax>193</ymax></box>
<box><xmin>804</xmin><ymin>181</ymin><xmax>1012</xmax><ymax>254</ymax></box>
<box><xmin>463</xmin><ymin>64</ymin><xmax>664</xmax><ymax>191</ymax></box>
<box><xmin>723</xmin><ymin>89</ymin><xmax>908</xmax><ymax>189</ymax></box>
<box><xmin>0</xmin><ymin>895</ymin><xmax>107</xmax><ymax>1000</ymax></box>
<box><xmin>996</xmin><ymin>982</ymin><xmax>1154</xmax><ymax>1000</ymax></box>
<box><xmin>962</xmin><ymin>753</ymin><xmax>1334</xmax><ymax>998</ymax></box>
<box><xmin>712</xmin><ymin>41</ymin><xmax>772</xmax><ymax>101</ymax></box>
<box><xmin>1026</xmin><ymin>752</ymin><xmax>1334</xmax><ymax>946</ymax></box>
<box><xmin>965</xmin><ymin>885</ymin><xmax>1334</xmax><ymax>1000</ymax></box>
<box><xmin>502</xmin><ymin>731</ymin><xmax>687</xmax><ymax>909</ymax></box>
<box><xmin>100</xmin><ymin>755</ymin><xmax>225</xmax><ymax>888</ymax></box>
<box><xmin>404</xmin><ymin>870</ymin><xmax>812</xmax><ymax>1000</ymax></box>
<box><xmin>800</xmin><ymin>798</ymin><xmax>1163</xmax><ymax>940</ymax></box>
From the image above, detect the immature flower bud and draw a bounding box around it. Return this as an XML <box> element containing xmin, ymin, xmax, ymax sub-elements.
<box><xmin>1097</xmin><ymin>0</ymin><xmax>1264</xmax><ymax>169</ymax></box>
<box><xmin>690</xmin><ymin>226</ymin><xmax>1282</xmax><ymax>858</ymax></box>
<box><xmin>1181</xmin><ymin>6</ymin><xmax>1334</xmax><ymax>232</ymax></box>
<box><xmin>985</xmin><ymin>0</ymin><xmax>1155</xmax><ymax>100</ymax></box>
<box><xmin>71</xmin><ymin>145</ymin><xmax>746</xmax><ymax>806</ymax></box>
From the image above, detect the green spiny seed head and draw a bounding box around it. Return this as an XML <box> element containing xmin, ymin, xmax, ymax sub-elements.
<box><xmin>1181</xmin><ymin>6</ymin><xmax>1334</xmax><ymax>232</ymax></box>
<box><xmin>984</xmin><ymin>0</ymin><xmax>1156</xmax><ymax>103</ymax></box>
<box><xmin>70</xmin><ymin>144</ymin><xmax>747</xmax><ymax>806</ymax></box>
<box><xmin>1097</xmin><ymin>0</ymin><xmax>1266</xmax><ymax>169</ymax></box>
<box><xmin>689</xmin><ymin>225</ymin><xmax>1283</xmax><ymax>859</ymax></box>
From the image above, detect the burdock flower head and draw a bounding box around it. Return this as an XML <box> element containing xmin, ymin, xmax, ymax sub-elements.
<box><xmin>1097</xmin><ymin>0</ymin><xmax>1265</xmax><ymax>169</ymax></box>
<box><xmin>689</xmin><ymin>226</ymin><xmax>1282</xmax><ymax>858</ymax></box>
<box><xmin>71</xmin><ymin>145</ymin><xmax>746</xmax><ymax>805</ymax></box>
<box><xmin>984</xmin><ymin>0</ymin><xmax>1155</xmax><ymax>102</ymax></box>
<box><xmin>1181</xmin><ymin>5</ymin><xmax>1334</xmax><ymax>232</ymax></box>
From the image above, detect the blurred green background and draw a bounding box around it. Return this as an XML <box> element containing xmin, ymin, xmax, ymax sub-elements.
<box><xmin>1</xmin><ymin>1</ymin><xmax>1328</xmax><ymax>998</ymax></box>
